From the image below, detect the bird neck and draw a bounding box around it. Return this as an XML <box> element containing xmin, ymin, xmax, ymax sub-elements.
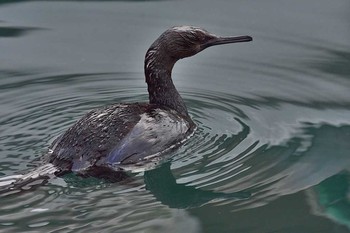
<box><xmin>144</xmin><ymin>48</ymin><xmax>189</xmax><ymax>117</ymax></box>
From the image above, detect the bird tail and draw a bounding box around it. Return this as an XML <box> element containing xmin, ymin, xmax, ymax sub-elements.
<box><xmin>0</xmin><ymin>163</ymin><xmax>60</xmax><ymax>195</ymax></box>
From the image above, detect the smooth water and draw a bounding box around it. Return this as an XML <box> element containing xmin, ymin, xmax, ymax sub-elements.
<box><xmin>1</xmin><ymin>0</ymin><xmax>350</xmax><ymax>232</ymax></box>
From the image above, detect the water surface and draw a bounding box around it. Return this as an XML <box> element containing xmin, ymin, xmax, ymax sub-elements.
<box><xmin>0</xmin><ymin>0</ymin><xmax>350</xmax><ymax>232</ymax></box>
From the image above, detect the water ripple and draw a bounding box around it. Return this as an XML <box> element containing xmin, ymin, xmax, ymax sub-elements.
<box><xmin>0</xmin><ymin>71</ymin><xmax>350</xmax><ymax>231</ymax></box>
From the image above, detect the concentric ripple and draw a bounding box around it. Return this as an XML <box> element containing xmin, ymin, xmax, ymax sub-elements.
<box><xmin>1</xmin><ymin>71</ymin><xmax>350</xmax><ymax>231</ymax></box>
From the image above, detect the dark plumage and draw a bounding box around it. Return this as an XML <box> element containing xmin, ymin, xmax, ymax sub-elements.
<box><xmin>38</xmin><ymin>26</ymin><xmax>252</xmax><ymax>180</ymax></box>
<box><xmin>0</xmin><ymin>25</ymin><xmax>253</xmax><ymax>192</ymax></box>
<box><xmin>49</xmin><ymin>104</ymin><xmax>193</xmax><ymax>177</ymax></box>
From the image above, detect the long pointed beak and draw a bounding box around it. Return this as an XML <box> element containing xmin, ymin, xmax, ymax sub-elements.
<box><xmin>202</xmin><ymin>35</ymin><xmax>252</xmax><ymax>49</ymax></box>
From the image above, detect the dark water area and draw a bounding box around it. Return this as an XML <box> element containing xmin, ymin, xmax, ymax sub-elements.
<box><xmin>1</xmin><ymin>0</ymin><xmax>350</xmax><ymax>232</ymax></box>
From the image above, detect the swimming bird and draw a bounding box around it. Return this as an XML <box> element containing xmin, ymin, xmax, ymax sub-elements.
<box><xmin>2</xmin><ymin>26</ymin><xmax>252</xmax><ymax>184</ymax></box>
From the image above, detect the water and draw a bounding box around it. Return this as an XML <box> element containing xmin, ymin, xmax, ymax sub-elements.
<box><xmin>0</xmin><ymin>0</ymin><xmax>350</xmax><ymax>232</ymax></box>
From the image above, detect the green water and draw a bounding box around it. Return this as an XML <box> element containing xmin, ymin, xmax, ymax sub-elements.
<box><xmin>0</xmin><ymin>0</ymin><xmax>350</xmax><ymax>232</ymax></box>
